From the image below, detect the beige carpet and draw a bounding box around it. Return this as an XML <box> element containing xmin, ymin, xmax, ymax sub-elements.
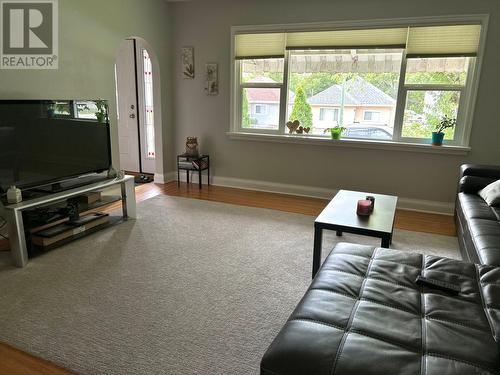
<box><xmin>0</xmin><ymin>195</ymin><xmax>459</xmax><ymax>374</ymax></box>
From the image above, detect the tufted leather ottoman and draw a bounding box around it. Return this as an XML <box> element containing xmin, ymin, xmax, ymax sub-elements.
<box><xmin>261</xmin><ymin>243</ymin><xmax>500</xmax><ymax>375</ymax></box>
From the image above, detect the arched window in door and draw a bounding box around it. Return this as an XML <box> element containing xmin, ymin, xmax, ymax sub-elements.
<box><xmin>142</xmin><ymin>48</ymin><xmax>155</xmax><ymax>159</ymax></box>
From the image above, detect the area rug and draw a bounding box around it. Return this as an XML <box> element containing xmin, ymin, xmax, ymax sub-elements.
<box><xmin>0</xmin><ymin>195</ymin><xmax>459</xmax><ymax>374</ymax></box>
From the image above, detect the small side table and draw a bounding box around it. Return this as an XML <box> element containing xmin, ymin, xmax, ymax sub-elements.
<box><xmin>177</xmin><ymin>154</ymin><xmax>210</xmax><ymax>188</ymax></box>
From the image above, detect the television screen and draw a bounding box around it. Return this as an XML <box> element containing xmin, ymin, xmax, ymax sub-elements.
<box><xmin>0</xmin><ymin>100</ymin><xmax>111</xmax><ymax>192</ymax></box>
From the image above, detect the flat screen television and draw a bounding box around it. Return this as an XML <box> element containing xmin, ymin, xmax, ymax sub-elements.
<box><xmin>0</xmin><ymin>99</ymin><xmax>111</xmax><ymax>194</ymax></box>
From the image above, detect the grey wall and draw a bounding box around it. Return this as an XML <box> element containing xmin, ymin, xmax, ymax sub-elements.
<box><xmin>0</xmin><ymin>0</ymin><xmax>174</xmax><ymax>175</ymax></box>
<box><xmin>169</xmin><ymin>0</ymin><xmax>500</xmax><ymax>204</ymax></box>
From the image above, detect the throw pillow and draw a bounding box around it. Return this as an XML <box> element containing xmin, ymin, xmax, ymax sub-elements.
<box><xmin>479</xmin><ymin>179</ymin><xmax>500</xmax><ymax>206</ymax></box>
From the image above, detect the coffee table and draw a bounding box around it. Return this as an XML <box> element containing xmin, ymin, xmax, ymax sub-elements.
<box><xmin>312</xmin><ymin>190</ymin><xmax>397</xmax><ymax>278</ymax></box>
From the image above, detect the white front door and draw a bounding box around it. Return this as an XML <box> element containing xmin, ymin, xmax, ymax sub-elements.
<box><xmin>116</xmin><ymin>39</ymin><xmax>156</xmax><ymax>174</ymax></box>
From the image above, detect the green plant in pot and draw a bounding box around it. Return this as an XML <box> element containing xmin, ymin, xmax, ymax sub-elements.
<box><xmin>324</xmin><ymin>125</ymin><xmax>345</xmax><ymax>140</ymax></box>
<box><xmin>95</xmin><ymin>100</ymin><xmax>108</xmax><ymax>124</ymax></box>
<box><xmin>432</xmin><ymin>115</ymin><xmax>456</xmax><ymax>146</ymax></box>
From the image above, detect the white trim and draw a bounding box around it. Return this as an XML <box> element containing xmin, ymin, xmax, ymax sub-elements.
<box><xmin>171</xmin><ymin>171</ymin><xmax>454</xmax><ymax>215</ymax></box>
<box><xmin>153</xmin><ymin>173</ymin><xmax>167</xmax><ymax>184</ymax></box>
<box><xmin>397</xmin><ymin>197</ymin><xmax>455</xmax><ymax>215</ymax></box>
<box><xmin>227</xmin><ymin>131</ymin><xmax>470</xmax><ymax>155</ymax></box>
<box><xmin>164</xmin><ymin>171</ymin><xmax>177</xmax><ymax>183</ymax></box>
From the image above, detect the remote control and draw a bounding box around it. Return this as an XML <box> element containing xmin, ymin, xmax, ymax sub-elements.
<box><xmin>415</xmin><ymin>275</ymin><xmax>461</xmax><ymax>294</ymax></box>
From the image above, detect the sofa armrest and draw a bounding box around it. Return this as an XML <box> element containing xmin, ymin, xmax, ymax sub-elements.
<box><xmin>460</xmin><ymin>164</ymin><xmax>500</xmax><ymax>179</ymax></box>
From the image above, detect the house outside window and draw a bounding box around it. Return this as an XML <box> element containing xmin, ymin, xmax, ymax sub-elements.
<box><xmin>231</xmin><ymin>18</ymin><xmax>485</xmax><ymax>148</ymax></box>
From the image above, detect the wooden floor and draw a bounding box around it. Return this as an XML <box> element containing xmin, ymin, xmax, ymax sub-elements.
<box><xmin>0</xmin><ymin>343</ymin><xmax>71</xmax><ymax>375</ymax></box>
<box><xmin>132</xmin><ymin>181</ymin><xmax>456</xmax><ymax>236</ymax></box>
<box><xmin>0</xmin><ymin>181</ymin><xmax>456</xmax><ymax>374</ymax></box>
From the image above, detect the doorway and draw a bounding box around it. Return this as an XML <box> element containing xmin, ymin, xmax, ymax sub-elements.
<box><xmin>115</xmin><ymin>37</ymin><xmax>163</xmax><ymax>180</ymax></box>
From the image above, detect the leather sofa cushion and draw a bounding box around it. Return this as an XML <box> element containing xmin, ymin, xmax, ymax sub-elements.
<box><xmin>458</xmin><ymin>192</ymin><xmax>498</xmax><ymax>221</ymax></box>
<box><xmin>261</xmin><ymin>243</ymin><xmax>500</xmax><ymax>375</ymax></box>
<box><xmin>478</xmin><ymin>265</ymin><xmax>500</xmax><ymax>343</ymax></box>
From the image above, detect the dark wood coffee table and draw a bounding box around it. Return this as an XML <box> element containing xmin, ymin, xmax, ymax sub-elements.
<box><xmin>312</xmin><ymin>190</ymin><xmax>398</xmax><ymax>278</ymax></box>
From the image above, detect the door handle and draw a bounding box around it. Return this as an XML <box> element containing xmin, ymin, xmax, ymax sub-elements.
<box><xmin>129</xmin><ymin>114</ymin><xmax>136</xmax><ymax>119</ymax></box>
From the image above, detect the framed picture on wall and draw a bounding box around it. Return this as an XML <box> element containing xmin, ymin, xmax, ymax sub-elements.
<box><xmin>205</xmin><ymin>63</ymin><xmax>218</xmax><ymax>95</ymax></box>
<box><xmin>181</xmin><ymin>47</ymin><xmax>194</xmax><ymax>79</ymax></box>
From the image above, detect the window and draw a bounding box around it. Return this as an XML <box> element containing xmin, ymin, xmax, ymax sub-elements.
<box><xmin>142</xmin><ymin>49</ymin><xmax>155</xmax><ymax>158</ymax></box>
<box><xmin>364</xmin><ymin>111</ymin><xmax>381</xmax><ymax>122</ymax></box>
<box><xmin>400</xmin><ymin>57</ymin><xmax>469</xmax><ymax>143</ymax></box>
<box><xmin>239</xmin><ymin>58</ymin><xmax>284</xmax><ymax>131</ymax></box>
<box><xmin>287</xmin><ymin>48</ymin><xmax>403</xmax><ymax>138</ymax></box>
<box><xmin>288</xmin><ymin>48</ymin><xmax>403</xmax><ymax>139</ymax></box>
<box><xmin>232</xmin><ymin>20</ymin><xmax>484</xmax><ymax>148</ymax></box>
<box><xmin>254</xmin><ymin>104</ymin><xmax>268</xmax><ymax>115</ymax></box>
<box><xmin>319</xmin><ymin>108</ymin><xmax>339</xmax><ymax>122</ymax></box>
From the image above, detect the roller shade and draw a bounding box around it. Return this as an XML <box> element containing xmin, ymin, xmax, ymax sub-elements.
<box><xmin>406</xmin><ymin>24</ymin><xmax>481</xmax><ymax>57</ymax></box>
<box><xmin>234</xmin><ymin>24</ymin><xmax>482</xmax><ymax>59</ymax></box>
<box><xmin>286</xmin><ymin>28</ymin><xmax>408</xmax><ymax>50</ymax></box>
<box><xmin>235</xmin><ymin>33</ymin><xmax>285</xmax><ymax>59</ymax></box>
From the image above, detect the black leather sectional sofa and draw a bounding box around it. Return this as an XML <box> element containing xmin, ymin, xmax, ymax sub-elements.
<box><xmin>261</xmin><ymin>243</ymin><xmax>500</xmax><ymax>375</ymax></box>
<box><xmin>456</xmin><ymin>164</ymin><xmax>500</xmax><ymax>267</ymax></box>
<box><xmin>261</xmin><ymin>165</ymin><xmax>500</xmax><ymax>374</ymax></box>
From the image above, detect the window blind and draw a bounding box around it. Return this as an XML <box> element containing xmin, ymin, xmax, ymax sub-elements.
<box><xmin>406</xmin><ymin>24</ymin><xmax>482</xmax><ymax>57</ymax></box>
<box><xmin>285</xmin><ymin>28</ymin><xmax>408</xmax><ymax>50</ymax></box>
<box><xmin>234</xmin><ymin>33</ymin><xmax>285</xmax><ymax>59</ymax></box>
<box><xmin>234</xmin><ymin>24</ymin><xmax>482</xmax><ymax>59</ymax></box>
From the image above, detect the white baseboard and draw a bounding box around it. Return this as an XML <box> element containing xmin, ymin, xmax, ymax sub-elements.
<box><xmin>164</xmin><ymin>171</ymin><xmax>177</xmax><ymax>183</ymax></box>
<box><xmin>214</xmin><ymin>176</ymin><xmax>336</xmax><ymax>200</ymax></box>
<box><xmin>396</xmin><ymin>197</ymin><xmax>455</xmax><ymax>216</ymax></box>
<box><xmin>168</xmin><ymin>171</ymin><xmax>455</xmax><ymax>215</ymax></box>
<box><xmin>153</xmin><ymin>173</ymin><xmax>166</xmax><ymax>184</ymax></box>
<box><xmin>156</xmin><ymin>171</ymin><xmax>177</xmax><ymax>184</ymax></box>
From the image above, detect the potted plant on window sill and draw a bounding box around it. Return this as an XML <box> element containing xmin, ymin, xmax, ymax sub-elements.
<box><xmin>432</xmin><ymin>115</ymin><xmax>456</xmax><ymax>146</ymax></box>
<box><xmin>95</xmin><ymin>100</ymin><xmax>108</xmax><ymax>124</ymax></box>
<box><xmin>324</xmin><ymin>126</ymin><xmax>345</xmax><ymax>140</ymax></box>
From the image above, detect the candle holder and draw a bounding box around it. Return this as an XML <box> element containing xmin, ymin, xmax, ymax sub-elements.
<box><xmin>357</xmin><ymin>199</ymin><xmax>372</xmax><ymax>216</ymax></box>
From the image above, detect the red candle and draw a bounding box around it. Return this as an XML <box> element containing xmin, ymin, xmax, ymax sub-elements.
<box><xmin>357</xmin><ymin>199</ymin><xmax>372</xmax><ymax>216</ymax></box>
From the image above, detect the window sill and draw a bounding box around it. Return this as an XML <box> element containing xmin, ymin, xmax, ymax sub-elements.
<box><xmin>226</xmin><ymin>132</ymin><xmax>470</xmax><ymax>155</ymax></box>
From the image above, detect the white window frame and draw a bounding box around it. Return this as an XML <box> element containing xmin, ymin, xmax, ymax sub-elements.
<box><xmin>230</xmin><ymin>15</ymin><xmax>489</xmax><ymax>151</ymax></box>
<box><xmin>392</xmin><ymin>55</ymin><xmax>475</xmax><ymax>146</ymax></box>
<box><xmin>236</xmin><ymin>60</ymin><xmax>285</xmax><ymax>134</ymax></box>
